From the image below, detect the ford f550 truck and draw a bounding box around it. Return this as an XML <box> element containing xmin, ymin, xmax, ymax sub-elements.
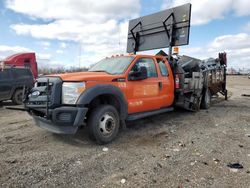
<box><xmin>23</xmin><ymin>3</ymin><xmax>227</xmax><ymax>144</ymax></box>
<box><xmin>24</xmin><ymin>52</ymin><xmax>227</xmax><ymax>144</ymax></box>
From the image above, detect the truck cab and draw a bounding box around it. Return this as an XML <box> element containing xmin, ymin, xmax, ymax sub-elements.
<box><xmin>2</xmin><ymin>53</ymin><xmax>38</xmax><ymax>79</ymax></box>
<box><xmin>86</xmin><ymin>54</ymin><xmax>175</xmax><ymax>114</ymax></box>
<box><xmin>25</xmin><ymin>55</ymin><xmax>175</xmax><ymax>144</ymax></box>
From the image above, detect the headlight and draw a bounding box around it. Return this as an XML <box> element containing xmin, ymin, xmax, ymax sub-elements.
<box><xmin>34</xmin><ymin>81</ymin><xmax>38</xmax><ymax>87</ymax></box>
<box><xmin>62</xmin><ymin>82</ymin><xmax>85</xmax><ymax>104</ymax></box>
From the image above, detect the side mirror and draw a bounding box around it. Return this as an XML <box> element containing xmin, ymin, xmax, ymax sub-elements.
<box><xmin>129</xmin><ymin>66</ymin><xmax>148</xmax><ymax>81</ymax></box>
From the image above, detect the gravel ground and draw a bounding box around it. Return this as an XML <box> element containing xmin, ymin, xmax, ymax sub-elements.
<box><xmin>0</xmin><ymin>75</ymin><xmax>250</xmax><ymax>188</ymax></box>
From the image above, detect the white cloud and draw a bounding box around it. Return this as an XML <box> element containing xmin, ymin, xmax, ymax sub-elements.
<box><xmin>7</xmin><ymin>0</ymin><xmax>140</xmax><ymax>67</ymax></box>
<box><xmin>162</xmin><ymin>0</ymin><xmax>250</xmax><ymax>25</ymax></box>
<box><xmin>0</xmin><ymin>45</ymin><xmax>30</xmax><ymax>59</ymax></box>
<box><xmin>11</xmin><ymin>19</ymin><xmax>120</xmax><ymax>42</ymax></box>
<box><xmin>60</xmin><ymin>42</ymin><xmax>67</xmax><ymax>48</ymax></box>
<box><xmin>39</xmin><ymin>41</ymin><xmax>50</xmax><ymax>50</ymax></box>
<box><xmin>6</xmin><ymin>0</ymin><xmax>140</xmax><ymax>21</ymax></box>
<box><xmin>56</xmin><ymin>49</ymin><xmax>63</xmax><ymax>54</ymax></box>
<box><xmin>0</xmin><ymin>45</ymin><xmax>52</xmax><ymax>61</ymax></box>
<box><xmin>232</xmin><ymin>0</ymin><xmax>250</xmax><ymax>17</ymax></box>
<box><xmin>10</xmin><ymin>19</ymin><xmax>129</xmax><ymax>66</ymax></box>
<box><xmin>244</xmin><ymin>22</ymin><xmax>250</xmax><ymax>32</ymax></box>
<box><xmin>36</xmin><ymin>53</ymin><xmax>51</xmax><ymax>60</ymax></box>
<box><xmin>180</xmin><ymin>33</ymin><xmax>250</xmax><ymax>69</ymax></box>
<box><xmin>40</xmin><ymin>41</ymin><xmax>50</xmax><ymax>47</ymax></box>
<box><xmin>209</xmin><ymin>33</ymin><xmax>250</xmax><ymax>51</ymax></box>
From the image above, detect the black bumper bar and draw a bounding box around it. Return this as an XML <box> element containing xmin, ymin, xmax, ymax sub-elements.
<box><xmin>30</xmin><ymin>106</ymin><xmax>88</xmax><ymax>134</ymax></box>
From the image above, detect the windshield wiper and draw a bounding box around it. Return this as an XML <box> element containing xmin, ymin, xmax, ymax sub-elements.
<box><xmin>88</xmin><ymin>70</ymin><xmax>112</xmax><ymax>74</ymax></box>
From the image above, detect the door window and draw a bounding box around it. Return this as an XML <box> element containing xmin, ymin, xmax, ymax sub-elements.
<box><xmin>157</xmin><ymin>59</ymin><xmax>169</xmax><ymax>76</ymax></box>
<box><xmin>131</xmin><ymin>58</ymin><xmax>157</xmax><ymax>78</ymax></box>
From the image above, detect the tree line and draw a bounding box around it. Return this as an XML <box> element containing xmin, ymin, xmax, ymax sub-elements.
<box><xmin>38</xmin><ymin>66</ymin><xmax>89</xmax><ymax>75</ymax></box>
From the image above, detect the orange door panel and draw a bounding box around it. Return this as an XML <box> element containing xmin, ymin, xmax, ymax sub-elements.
<box><xmin>125</xmin><ymin>57</ymin><xmax>162</xmax><ymax>114</ymax></box>
<box><xmin>156</xmin><ymin>58</ymin><xmax>175</xmax><ymax>108</ymax></box>
<box><xmin>126</xmin><ymin>78</ymin><xmax>161</xmax><ymax>114</ymax></box>
<box><xmin>159</xmin><ymin>77</ymin><xmax>174</xmax><ymax>107</ymax></box>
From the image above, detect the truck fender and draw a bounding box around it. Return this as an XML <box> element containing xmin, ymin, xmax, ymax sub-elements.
<box><xmin>76</xmin><ymin>84</ymin><xmax>128</xmax><ymax>120</ymax></box>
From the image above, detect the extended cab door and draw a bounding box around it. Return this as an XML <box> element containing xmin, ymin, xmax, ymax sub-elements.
<box><xmin>156</xmin><ymin>58</ymin><xmax>175</xmax><ymax>108</ymax></box>
<box><xmin>126</xmin><ymin>57</ymin><xmax>162</xmax><ymax>114</ymax></box>
<box><xmin>0</xmin><ymin>70</ymin><xmax>12</xmax><ymax>100</ymax></box>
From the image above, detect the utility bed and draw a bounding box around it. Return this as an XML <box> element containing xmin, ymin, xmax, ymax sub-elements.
<box><xmin>174</xmin><ymin>53</ymin><xmax>227</xmax><ymax>111</ymax></box>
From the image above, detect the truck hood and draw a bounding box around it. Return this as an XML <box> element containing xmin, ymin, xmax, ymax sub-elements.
<box><xmin>49</xmin><ymin>71</ymin><xmax>120</xmax><ymax>82</ymax></box>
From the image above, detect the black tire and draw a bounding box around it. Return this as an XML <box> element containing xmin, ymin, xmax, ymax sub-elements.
<box><xmin>201</xmin><ymin>88</ymin><xmax>211</xmax><ymax>109</ymax></box>
<box><xmin>12</xmin><ymin>89</ymin><xmax>23</xmax><ymax>105</ymax></box>
<box><xmin>87</xmin><ymin>105</ymin><xmax>120</xmax><ymax>144</ymax></box>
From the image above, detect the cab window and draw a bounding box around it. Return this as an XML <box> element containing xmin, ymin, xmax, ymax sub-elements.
<box><xmin>130</xmin><ymin>58</ymin><xmax>157</xmax><ymax>78</ymax></box>
<box><xmin>157</xmin><ymin>59</ymin><xmax>169</xmax><ymax>76</ymax></box>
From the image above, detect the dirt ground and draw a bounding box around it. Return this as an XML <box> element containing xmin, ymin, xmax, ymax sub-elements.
<box><xmin>0</xmin><ymin>75</ymin><xmax>250</xmax><ymax>188</ymax></box>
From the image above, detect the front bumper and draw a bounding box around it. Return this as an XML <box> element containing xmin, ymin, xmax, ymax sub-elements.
<box><xmin>30</xmin><ymin>106</ymin><xmax>88</xmax><ymax>134</ymax></box>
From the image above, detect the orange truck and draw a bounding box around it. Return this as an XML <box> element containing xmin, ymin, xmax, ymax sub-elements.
<box><xmin>23</xmin><ymin>3</ymin><xmax>227</xmax><ymax>144</ymax></box>
<box><xmin>24</xmin><ymin>52</ymin><xmax>227</xmax><ymax>144</ymax></box>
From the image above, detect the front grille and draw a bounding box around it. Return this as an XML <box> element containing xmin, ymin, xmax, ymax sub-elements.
<box><xmin>26</xmin><ymin>77</ymin><xmax>62</xmax><ymax>109</ymax></box>
<box><xmin>36</xmin><ymin>82</ymin><xmax>53</xmax><ymax>95</ymax></box>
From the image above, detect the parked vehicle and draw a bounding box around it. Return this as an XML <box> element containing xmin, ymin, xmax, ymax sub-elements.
<box><xmin>0</xmin><ymin>67</ymin><xmax>34</xmax><ymax>105</ymax></box>
<box><xmin>23</xmin><ymin>51</ymin><xmax>227</xmax><ymax>143</ymax></box>
<box><xmin>0</xmin><ymin>52</ymin><xmax>38</xmax><ymax>79</ymax></box>
<box><xmin>23</xmin><ymin>3</ymin><xmax>227</xmax><ymax>144</ymax></box>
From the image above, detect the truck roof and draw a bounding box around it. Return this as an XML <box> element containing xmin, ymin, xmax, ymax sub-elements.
<box><xmin>3</xmin><ymin>52</ymin><xmax>36</xmax><ymax>62</ymax></box>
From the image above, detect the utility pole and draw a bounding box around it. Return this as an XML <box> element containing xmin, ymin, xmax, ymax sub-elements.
<box><xmin>118</xmin><ymin>29</ymin><xmax>121</xmax><ymax>52</ymax></box>
<box><xmin>79</xmin><ymin>43</ymin><xmax>81</xmax><ymax>68</ymax></box>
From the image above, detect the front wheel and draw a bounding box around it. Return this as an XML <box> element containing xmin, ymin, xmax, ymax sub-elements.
<box><xmin>201</xmin><ymin>88</ymin><xmax>211</xmax><ymax>109</ymax></box>
<box><xmin>87</xmin><ymin>105</ymin><xmax>120</xmax><ymax>144</ymax></box>
<box><xmin>12</xmin><ymin>89</ymin><xmax>23</xmax><ymax>105</ymax></box>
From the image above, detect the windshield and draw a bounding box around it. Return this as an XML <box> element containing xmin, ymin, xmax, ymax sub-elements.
<box><xmin>88</xmin><ymin>56</ymin><xmax>134</xmax><ymax>75</ymax></box>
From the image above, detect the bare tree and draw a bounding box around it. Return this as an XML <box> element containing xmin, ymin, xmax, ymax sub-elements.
<box><xmin>38</xmin><ymin>66</ymin><xmax>88</xmax><ymax>75</ymax></box>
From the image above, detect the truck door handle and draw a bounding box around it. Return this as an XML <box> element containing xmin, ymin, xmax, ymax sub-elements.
<box><xmin>158</xmin><ymin>82</ymin><xmax>162</xmax><ymax>90</ymax></box>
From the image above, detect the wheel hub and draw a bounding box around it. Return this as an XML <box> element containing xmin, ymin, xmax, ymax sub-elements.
<box><xmin>99</xmin><ymin>113</ymin><xmax>115</xmax><ymax>136</ymax></box>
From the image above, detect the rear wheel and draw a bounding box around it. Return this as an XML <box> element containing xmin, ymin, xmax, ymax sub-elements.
<box><xmin>201</xmin><ymin>88</ymin><xmax>211</xmax><ymax>109</ymax></box>
<box><xmin>87</xmin><ymin>105</ymin><xmax>120</xmax><ymax>144</ymax></box>
<box><xmin>12</xmin><ymin>89</ymin><xmax>23</xmax><ymax>105</ymax></box>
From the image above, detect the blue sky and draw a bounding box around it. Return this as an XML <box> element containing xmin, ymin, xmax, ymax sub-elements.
<box><xmin>0</xmin><ymin>0</ymin><xmax>250</xmax><ymax>69</ymax></box>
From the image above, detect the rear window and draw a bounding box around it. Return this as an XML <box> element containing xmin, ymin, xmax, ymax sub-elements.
<box><xmin>157</xmin><ymin>59</ymin><xmax>169</xmax><ymax>76</ymax></box>
<box><xmin>12</xmin><ymin>69</ymin><xmax>33</xmax><ymax>79</ymax></box>
<box><xmin>0</xmin><ymin>70</ymin><xmax>11</xmax><ymax>80</ymax></box>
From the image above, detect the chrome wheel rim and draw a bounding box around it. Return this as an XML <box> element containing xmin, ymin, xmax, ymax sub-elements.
<box><xmin>98</xmin><ymin>113</ymin><xmax>115</xmax><ymax>136</ymax></box>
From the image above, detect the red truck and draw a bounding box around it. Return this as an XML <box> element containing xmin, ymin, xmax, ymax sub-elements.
<box><xmin>23</xmin><ymin>4</ymin><xmax>227</xmax><ymax>144</ymax></box>
<box><xmin>1</xmin><ymin>52</ymin><xmax>38</xmax><ymax>79</ymax></box>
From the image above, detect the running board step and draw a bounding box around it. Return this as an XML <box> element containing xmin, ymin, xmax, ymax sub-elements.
<box><xmin>126</xmin><ymin>107</ymin><xmax>174</xmax><ymax>121</ymax></box>
<box><xmin>4</xmin><ymin>106</ymin><xmax>27</xmax><ymax>111</ymax></box>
